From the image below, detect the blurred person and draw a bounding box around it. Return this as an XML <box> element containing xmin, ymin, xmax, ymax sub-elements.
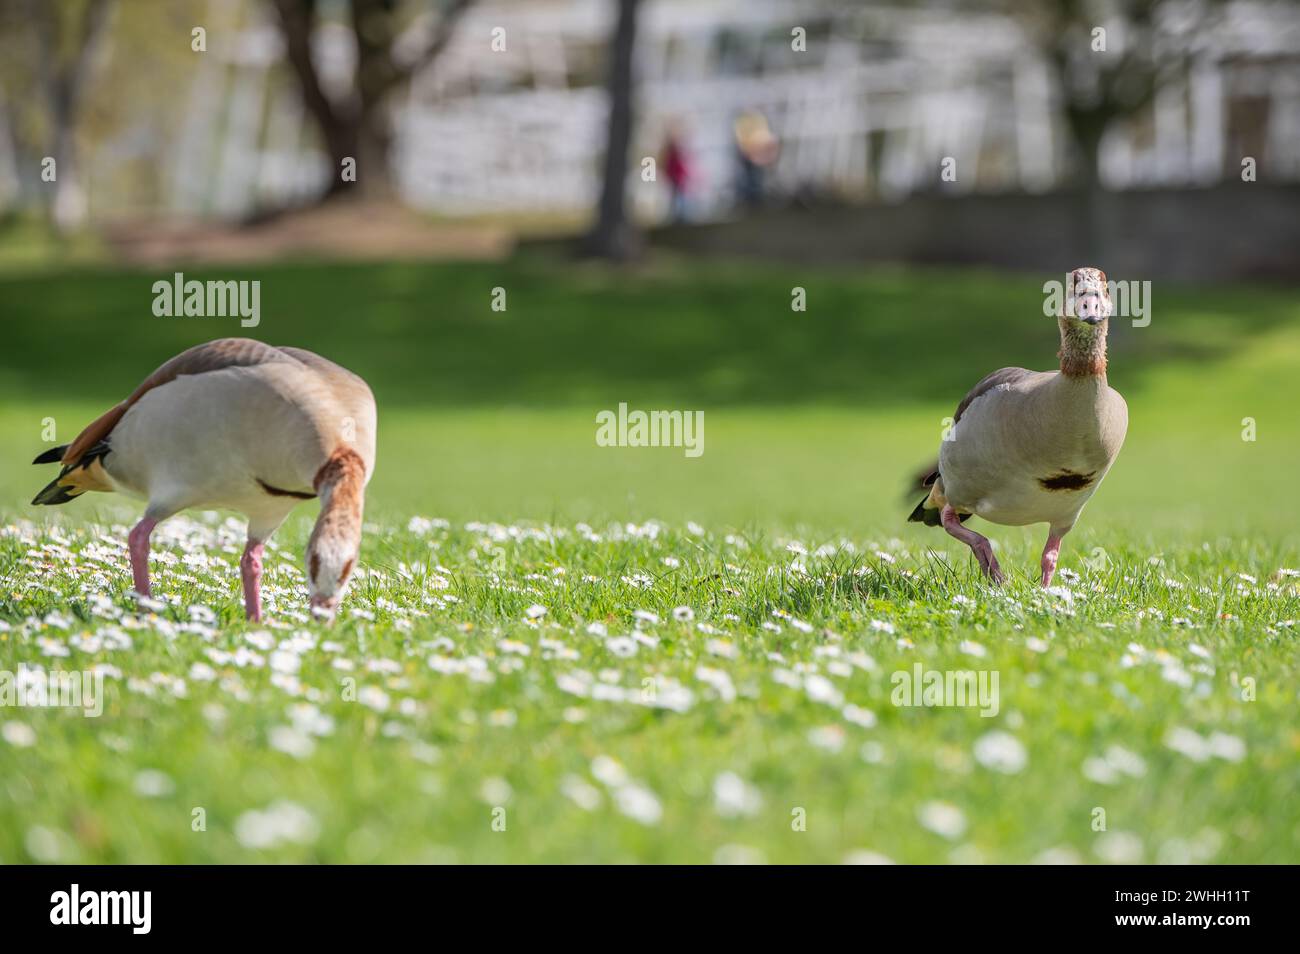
<box><xmin>661</xmin><ymin>122</ymin><xmax>694</xmax><ymax>223</ymax></box>
<box><xmin>733</xmin><ymin>110</ymin><xmax>780</xmax><ymax>209</ymax></box>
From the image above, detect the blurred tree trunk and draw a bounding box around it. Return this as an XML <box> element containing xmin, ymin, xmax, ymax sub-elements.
<box><xmin>0</xmin><ymin>99</ymin><xmax>19</xmax><ymax>210</ymax></box>
<box><xmin>1013</xmin><ymin>0</ymin><xmax>1214</xmax><ymax>192</ymax></box>
<box><xmin>28</xmin><ymin>0</ymin><xmax>114</xmax><ymax>233</ymax></box>
<box><xmin>1064</xmin><ymin>104</ymin><xmax>1110</xmax><ymax>193</ymax></box>
<box><xmin>1063</xmin><ymin>102</ymin><xmax>1113</xmax><ymax>258</ymax></box>
<box><xmin>583</xmin><ymin>0</ymin><xmax>642</xmax><ymax>261</ymax></box>
<box><xmin>269</xmin><ymin>0</ymin><xmax>474</xmax><ymax>204</ymax></box>
<box><xmin>1012</xmin><ymin>0</ymin><xmax>1212</xmax><ymax>257</ymax></box>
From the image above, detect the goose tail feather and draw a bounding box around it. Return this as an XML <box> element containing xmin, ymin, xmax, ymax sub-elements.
<box><xmin>32</xmin><ymin>445</ymin><xmax>69</xmax><ymax>465</ymax></box>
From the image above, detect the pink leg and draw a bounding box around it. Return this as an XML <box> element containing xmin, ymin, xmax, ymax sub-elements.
<box><xmin>1040</xmin><ymin>533</ymin><xmax>1063</xmax><ymax>588</ymax></box>
<box><xmin>128</xmin><ymin>517</ymin><xmax>157</xmax><ymax>596</ymax></box>
<box><xmin>940</xmin><ymin>505</ymin><xmax>1004</xmax><ymax>584</ymax></box>
<box><xmin>241</xmin><ymin>539</ymin><xmax>265</xmax><ymax>621</ymax></box>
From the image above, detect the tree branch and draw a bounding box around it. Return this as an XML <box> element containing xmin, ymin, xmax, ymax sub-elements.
<box><xmin>62</xmin><ymin>0</ymin><xmax>113</xmax><ymax>115</ymax></box>
<box><xmin>271</xmin><ymin>0</ymin><xmax>346</xmax><ymax>131</ymax></box>
<box><xmin>381</xmin><ymin>0</ymin><xmax>475</xmax><ymax>98</ymax></box>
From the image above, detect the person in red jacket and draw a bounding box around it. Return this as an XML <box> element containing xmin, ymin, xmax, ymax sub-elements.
<box><xmin>661</xmin><ymin>123</ymin><xmax>693</xmax><ymax>223</ymax></box>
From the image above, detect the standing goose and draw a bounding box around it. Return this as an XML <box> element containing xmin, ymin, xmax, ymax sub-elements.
<box><xmin>908</xmin><ymin>267</ymin><xmax>1127</xmax><ymax>587</ymax></box>
<box><xmin>31</xmin><ymin>338</ymin><xmax>376</xmax><ymax>621</ymax></box>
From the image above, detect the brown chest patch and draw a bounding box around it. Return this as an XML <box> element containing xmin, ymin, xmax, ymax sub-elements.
<box><xmin>1039</xmin><ymin>470</ymin><xmax>1096</xmax><ymax>491</ymax></box>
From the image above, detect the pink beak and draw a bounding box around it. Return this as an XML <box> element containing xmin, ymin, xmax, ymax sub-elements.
<box><xmin>1075</xmin><ymin>294</ymin><xmax>1106</xmax><ymax>324</ymax></box>
<box><xmin>309</xmin><ymin>596</ymin><xmax>338</xmax><ymax>623</ymax></box>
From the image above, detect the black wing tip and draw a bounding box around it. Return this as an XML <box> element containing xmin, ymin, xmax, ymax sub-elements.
<box><xmin>256</xmin><ymin>478</ymin><xmax>317</xmax><ymax>500</ymax></box>
<box><xmin>908</xmin><ymin>497</ymin><xmax>940</xmax><ymax>526</ymax></box>
<box><xmin>907</xmin><ymin>463</ymin><xmax>941</xmax><ymax>525</ymax></box>
<box><xmin>32</xmin><ymin>445</ymin><xmax>68</xmax><ymax>465</ymax></box>
<box><xmin>908</xmin><ymin>497</ymin><xmax>973</xmax><ymax>527</ymax></box>
<box><xmin>31</xmin><ymin>478</ymin><xmax>80</xmax><ymax>506</ymax></box>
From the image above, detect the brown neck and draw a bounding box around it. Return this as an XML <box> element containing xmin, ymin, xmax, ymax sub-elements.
<box><xmin>1058</xmin><ymin>319</ymin><xmax>1108</xmax><ymax>378</ymax></box>
<box><xmin>309</xmin><ymin>448</ymin><xmax>367</xmax><ymax>575</ymax></box>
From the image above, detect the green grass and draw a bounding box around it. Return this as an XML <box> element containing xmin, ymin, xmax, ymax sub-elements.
<box><xmin>1</xmin><ymin>258</ymin><xmax>1297</xmax><ymax>863</ymax></box>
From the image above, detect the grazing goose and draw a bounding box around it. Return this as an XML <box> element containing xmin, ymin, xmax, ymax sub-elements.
<box><xmin>908</xmin><ymin>267</ymin><xmax>1127</xmax><ymax>587</ymax></box>
<box><xmin>31</xmin><ymin>338</ymin><xmax>376</xmax><ymax>621</ymax></box>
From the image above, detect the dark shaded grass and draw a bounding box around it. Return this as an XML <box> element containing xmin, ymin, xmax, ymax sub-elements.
<box><xmin>1</xmin><ymin>258</ymin><xmax>1295</xmax><ymax>410</ymax></box>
